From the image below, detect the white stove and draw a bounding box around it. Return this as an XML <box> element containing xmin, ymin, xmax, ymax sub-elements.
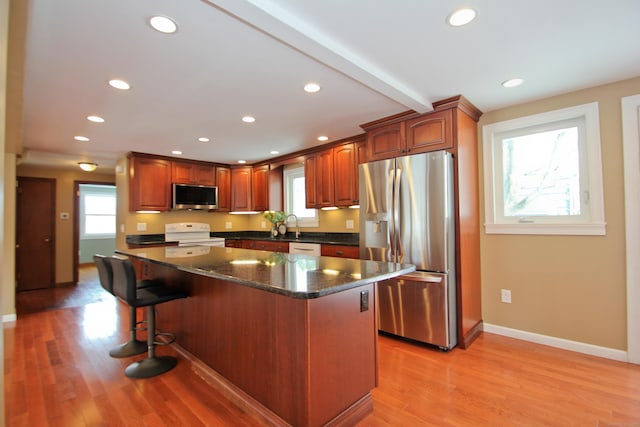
<box><xmin>165</xmin><ymin>222</ymin><xmax>225</xmax><ymax>247</ymax></box>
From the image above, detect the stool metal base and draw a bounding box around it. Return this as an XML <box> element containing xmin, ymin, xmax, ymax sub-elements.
<box><xmin>108</xmin><ymin>339</ymin><xmax>147</xmax><ymax>358</ymax></box>
<box><xmin>124</xmin><ymin>356</ymin><xmax>178</xmax><ymax>379</ymax></box>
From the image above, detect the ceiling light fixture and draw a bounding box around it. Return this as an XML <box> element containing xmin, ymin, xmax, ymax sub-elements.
<box><xmin>502</xmin><ymin>78</ymin><xmax>524</xmax><ymax>88</ymax></box>
<box><xmin>242</xmin><ymin>116</ymin><xmax>256</xmax><ymax>123</ymax></box>
<box><xmin>198</xmin><ymin>137</ymin><xmax>210</xmax><ymax>142</ymax></box>
<box><xmin>317</xmin><ymin>136</ymin><xmax>329</xmax><ymax>142</ymax></box>
<box><xmin>149</xmin><ymin>15</ymin><xmax>178</xmax><ymax>34</ymax></box>
<box><xmin>78</xmin><ymin>162</ymin><xmax>98</xmax><ymax>172</ymax></box>
<box><xmin>87</xmin><ymin>115</ymin><xmax>105</xmax><ymax>123</ymax></box>
<box><xmin>172</xmin><ymin>150</ymin><xmax>183</xmax><ymax>155</ymax></box>
<box><xmin>270</xmin><ymin>150</ymin><xmax>279</xmax><ymax>155</ymax></box>
<box><xmin>238</xmin><ymin>160</ymin><xmax>247</xmax><ymax>164</ymax></box>
<box><xmin>447</xmin><ymin>8</ymin><xmax>476</xmax><ymax>26</ymax></box>
<box><xmin>74</xmin><ymin>135</ymin><xmax>90</xmax><ymax>142</ymax></box>
<box><xmin>304</xmin><ymin>82</ymin><xmax>321</xmax><ymax>93</ymax></box>
<box><xmin>108</xmin><ymin>79</ymin><xmax>131</xmax><ymax>90</ymax></box>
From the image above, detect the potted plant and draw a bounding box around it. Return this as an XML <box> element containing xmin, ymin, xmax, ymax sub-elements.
<box><xmin>263</xmin><ymin>211</ymin><xmax>287</xmax><ymax>237</ymax></box>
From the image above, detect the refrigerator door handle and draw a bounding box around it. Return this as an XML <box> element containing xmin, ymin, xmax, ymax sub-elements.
<box><xmin>393</xmin><ymin>166</ymin><xmax>403</xmax><ymax>262</ymax></box>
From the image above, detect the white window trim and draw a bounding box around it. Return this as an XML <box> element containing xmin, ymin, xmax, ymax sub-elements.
<box><xmin>80</xmin><ymin>186</ymin><xmax>117</xmax><ymax>239</ymax></box>
<box><xmin>283</xmin><ymin>164</ymin><xmax>319</xmax><ymax>228</ymax></box>
<box><xmin>482</xmin><ymin>102</ymin><xmax>606</xmax><ymax>235</ymax></box>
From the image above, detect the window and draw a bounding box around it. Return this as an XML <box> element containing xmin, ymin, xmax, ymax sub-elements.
<box><xmin>483</xmin><ymin>102</ymin><xmax>605</xmax><ymax>235</ymax></box>
<box><xmin>283</xmin><ymin>164</ymin><xmax>318</xmax><ymax>227</ymax></box>
<box><xmin>80</xmin><ymin>184</ymin><xmax>116</xmax><ymax>238</ymax></box>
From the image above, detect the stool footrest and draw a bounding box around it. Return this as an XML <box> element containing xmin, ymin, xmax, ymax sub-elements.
<box><xmin>109</xmin><ymin>339</ymin><xmax>147</xmax><ymax>358</ymax></box>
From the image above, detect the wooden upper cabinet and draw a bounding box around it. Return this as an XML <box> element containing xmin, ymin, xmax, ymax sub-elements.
<box><xmin>172</xmin><ymin>161</ymin><xmax>215</xmax><ymax>185</ymax></box>
<box><xmin>252</xmin><ymin>165</ymin><xmax>269</xmax><ymax>212</ymax></box>
<box><xmin>305</xmin><ymin>150</ymin><xmax>334</xmax><ymax>208</ymax></box>
<box><xmin>366</xmin><ymin>121</ymin><xmax>406</xmax><ymax>161</ymax></box>
<box><xmin>129</xmin><ymin>155</ymin><xmax>172</xmax><ymax>212</ymax></box>
<box><xmin>231</xmin><ymin>167</ymin><xmax>252</xmax><ymax>212</ymax></box>
<box><xmin>406</xmin><ymin>109</ymin><xmax>453</xmax><ymax>154</ymax></box>
<box><xmin>216</xmin><ymin>166</ymin><xmax>231</xmax><ymax>212</ymax></box>
<box><xmin>333</xmin><ymin>143</ymin><xmax>358</xmax><ymax>207</ymax></box>
<box><xmin>304</xmin><ymin>155</ymin><xmax>318</xmax><ymax>208</ymax></box>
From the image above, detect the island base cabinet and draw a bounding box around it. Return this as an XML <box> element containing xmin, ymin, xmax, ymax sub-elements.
<box><xmin>153</xmin><ymin>263</ymin><xmax>377</xmax><ymax>427</ymax></box>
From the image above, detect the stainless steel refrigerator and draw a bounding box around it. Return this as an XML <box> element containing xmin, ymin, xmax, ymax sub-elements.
<box><xmin>359</xmin><ymin>151</ymin><xmax>457</xmax><ymax>350</ymax></box>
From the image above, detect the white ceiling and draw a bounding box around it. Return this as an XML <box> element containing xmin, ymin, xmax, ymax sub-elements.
<box><xmin>16</xmin><ymin>0</ymin><xmax>640</xmax><ymax>172</ymax></box>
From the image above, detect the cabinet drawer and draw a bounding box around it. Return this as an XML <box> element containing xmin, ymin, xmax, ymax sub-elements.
<box><xmin>321</xmin><ymin>245</ymin><xmax>360</xmax><ymax>259</ymax></box>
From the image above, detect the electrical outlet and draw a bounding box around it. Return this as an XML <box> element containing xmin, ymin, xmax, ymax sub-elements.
<box><xmin>225</xmin><ymin>221</ymin><xmax>232</xmax><ymax>229</ymax></box>
<box><xmin>346</xmin><ymin>219</ymin><xmax>354</xmax><ymax>229</ymax></box>
<box><xmin>501</xmin><ymin>289</ymin><xmax>512</xmax><ymax>304</ymax></box>
<box><xmin>261</xmin><ymin>221</ymin><xmax>266</xmax><ymax>229</ymax></box>
<box><xmin>136</xmin><ymin>222</ymin><xmax>147</xmax><ymax>231</ymax></box>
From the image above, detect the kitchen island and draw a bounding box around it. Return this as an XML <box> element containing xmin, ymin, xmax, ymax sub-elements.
<box><xmin>115</xmin><ymin>245</ymin><xmax>414</xmax><ymax>427</ymax></box>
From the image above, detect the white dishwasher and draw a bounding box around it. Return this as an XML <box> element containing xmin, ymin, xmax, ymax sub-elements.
<box><xmin>288</xmin><ymin>242</ymin><xmax>321</xmax><ymax>256</ymax></box>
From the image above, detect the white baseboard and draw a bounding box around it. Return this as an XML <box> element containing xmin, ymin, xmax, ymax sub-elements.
<box><xmin>483</xmin><ymin>323</ymin><xmax>629</xmax><ymax>363</ymax></box>
<box><xmin>2</xmin><ymin>313</ymin><xmax>17</xmax><ymax>323</ymax></box>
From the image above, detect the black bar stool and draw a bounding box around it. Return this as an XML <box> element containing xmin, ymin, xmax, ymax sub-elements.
<box><xmin>94</xmin><ymin>254</ymin><xmax>150</xmax><ymax>358</ymax></box>
<box><xmin>110</xmin><ymin>256</ymin><xmax>188</xmax><ymax>379</ymax></box>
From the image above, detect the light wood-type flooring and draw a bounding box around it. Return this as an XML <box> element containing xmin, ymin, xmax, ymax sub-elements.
<box><xmin>5</xmin><ymin>266</ymin><xmax>640</xmax><ymax>426</ymax></box>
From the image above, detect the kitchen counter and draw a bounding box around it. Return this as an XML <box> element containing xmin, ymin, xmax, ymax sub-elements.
<box><xmin>114</xmin><ymin>245</ymin><xmax>413</xmax><ymax>426</ymax></box>
<box><xmin>116</xmin><ymin>245</ymin><xmax>413</xmax><ymax>299</ymax></box>
<box><xmin>125</xmin><ymin>231</ymin><xmax>359</xmax><ymax>247</ymax></box>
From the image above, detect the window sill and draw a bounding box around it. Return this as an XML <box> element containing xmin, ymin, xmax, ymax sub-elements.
<box><xmin>484</xmin><ymin>222</ymin><xmax>606</xmax><ymax>236</ymax></box>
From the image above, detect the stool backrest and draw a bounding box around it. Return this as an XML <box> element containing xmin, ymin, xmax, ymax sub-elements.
<box><xmin>110</xmin><ymin>256</ymin><xmax>139</xmax><ymax>305</ymax></box>
<box><xmin>93</xmin><ymin>254</ymin><xmax>114</xmax><ymax>295</ymax></box>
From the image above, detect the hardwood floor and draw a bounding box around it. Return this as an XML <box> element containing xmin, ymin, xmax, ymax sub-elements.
<box><xmin>5</xmin><ymin>268</ymin><xmax>640</xmax><ymax>426</ymax></box>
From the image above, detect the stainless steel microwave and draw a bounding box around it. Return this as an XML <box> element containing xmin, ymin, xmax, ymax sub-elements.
<box><xmin>172</xmin><ymin>183</ymin><xmax>218</xmax><ymax>210</ymax></box>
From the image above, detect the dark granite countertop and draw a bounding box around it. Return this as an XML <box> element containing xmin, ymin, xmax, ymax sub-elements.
<box><xmin>116</xmin><ymin>246</ymin><xmax>414</xmax><ymax>299</ymax></box>
<box><xmin>126</xmin><ymin>231</ymin><xmax>359</xmax><ymax>247</ymax></box>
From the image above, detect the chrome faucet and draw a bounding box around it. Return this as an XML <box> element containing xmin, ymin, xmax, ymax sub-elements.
<box><xmin>285</xmin><ymin>214</ymin><xmax>300</xmax><ymax>239</ymax></box>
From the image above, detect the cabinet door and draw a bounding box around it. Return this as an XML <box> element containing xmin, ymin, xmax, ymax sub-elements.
<box><xmin>305</xmin><ymin>154</ymin><xmax>319</xmax><ymax>208</ymax></box>
<box><xmin>333</xmin><ymin>143</ymin><xmax>358</xmax><ymax>207</ymax></box>
<box><xmin>172</xmin><ymin>161</ymin><xmax>195</xmax><ymax>184</ymax></box>
<box><xmin>316</xmin><ymin>149</ymin><xmax>334</xmax><ymax>207</ymax></box>
<box><xmin>129</xmin><ymin>156</ymin><xmax>171</xmax><ymax>211</ymax></box>
<box><xmin>194</xmin><ymin>165</ymin><xmax>216</xmax><ymax>185</ymax></box>
<box><xmin>367</xmin><ymin>122</ymin><xmax>406</xmax><ymax>161</ymax></box>
<box><xmin>252</xmin><ymin>165</ymin><xmax>269</xmax><ymax>212</ymax></box>
<box><xmin>216</xmin><ymin>167</ymin><xmax>231</xmax><ymax>211</ymax></box>
<box><xmin>406</xmin><ymin>109</ymin><xmax>453</xmax><ymax>154</ymax></box>
<box><xmin>231</xmin><ymin>167</ymin><xmax>252</xmax><ymax>212</ymax></box>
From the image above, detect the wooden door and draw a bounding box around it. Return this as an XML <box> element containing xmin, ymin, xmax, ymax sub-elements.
<box><xmin>333</xmin><ymin>143</ymin><xmax>357</xmax><ymax>207</ymax></box>
<box><xmin>252</xmin><ymin>165</ymin><xmax>269</xmax><ymax>211</ymax></box>
<box><xmin>406</xmin><ymin>109</ymin><xmax>453</xmax><ymax>154</ymax></box>
<box><xmin>16</xmin><ymin>177</ymin><xmax>56</xmax><ymax>291</ymax></box>
<box><xmin>129</xmin><ymin>155</ymin><xmax>171</xmax><ymax>211</ymax></box>
<box><xmin>216</xmin><ymin>167</ymin><xmax>231</xmax><ymax>211</ymax></box>
<box><xmin>231</xmin><ymin>167</ymin><xmax>252</xmax><ymax>211</ymax></box>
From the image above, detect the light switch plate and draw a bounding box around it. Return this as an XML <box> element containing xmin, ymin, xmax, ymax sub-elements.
<box><xmin>225</xmin><ymin>222</ymin><xmax>232</xmax><ymax>229</ymax></box>
<box><xmin>137</xmin><ymin>222</ymin><xmax>147</xmax><ymax>231</ymax></box>
<box><xmin>346</xmin><ymin>219</ymin><xmax>354</xmax><ymax>229</ymax></box>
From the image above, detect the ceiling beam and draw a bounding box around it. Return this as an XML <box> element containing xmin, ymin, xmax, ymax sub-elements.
<box><xmin>205</xmin><ymin>0</ymin><xmax>434</xmax><ymax>113</ymax></box>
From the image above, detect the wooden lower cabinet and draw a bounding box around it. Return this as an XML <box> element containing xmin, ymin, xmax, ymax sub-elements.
<box><xmin>153</xmin><ymin>263</ymin><xmax>377</xmax><ymax>426</ymax></box>
<box><xmin>245</xmin><ymin>239</ymin><xmax>289</xmax><ymax>253</ymax></box>
<box><xmin>321</xmin><ymin>244</ymin><xmax>360</xmax><ymax>259</ymax></box>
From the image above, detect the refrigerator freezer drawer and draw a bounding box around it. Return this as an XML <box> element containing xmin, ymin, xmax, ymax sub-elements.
<box><xmin>377</xmin><ymin>272</ymin><xmax>455</xmax><ymax>349</ymax></box>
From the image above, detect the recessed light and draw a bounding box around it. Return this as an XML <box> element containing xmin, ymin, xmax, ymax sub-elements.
<box><xmin>270</xmin><ymin>150</ymin><xmax>279</xmax><ymax>155</ymax></box>
<box><xmin>172</xmin><ymin>150</ymin><xmax>183</xmax><ymax>155</ymax></box>
<box><xmin>502</xmin><ymin>78</ymin><xmax>524</xmax><ymax>88</ymax></box>
<box><xmin>198</xmin><ymin>137</ymin><xmax>210</xmax><ymax>142</ymax></box>
<box><xmin>447</xmin><ymin>8</ymin><xmax>476</xmax><ymax>26</ymax></box>
<box><xmin>317</xmin><ymin>136</ymin><xmax>329</xmax><ymax>142</ymax></box>
<box><xmin>304</xmin><ymin>82</ymin><xmax>321</xmax><ymax>93</ymax></box>
<box><xmin>74</xmin><ymin>136</ymin><xmax>90</xmax><ymax>142</ymax></box>
<box><xmin>87</xmin><ymin>115</ymin><xmax>104</xmax><ymax>123</ymax></box>
<box><xmin>238</xmin><ymin>160</ymin><xmax>247</xmax><ymax>164</ymax></box>
<box><xmin>108</xmin><ymin>79</ymin><xmax>131</xmax><ymax>90</ymax></box>
<box><xmin>149</xmin><ymin>15</ymin><xmax>178</xmax><ymax>34</ymax></box>
<box><xmin>242</xmin><ymin>116</ymin><xmax>256</xmax><ymax>123</ymax></box>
